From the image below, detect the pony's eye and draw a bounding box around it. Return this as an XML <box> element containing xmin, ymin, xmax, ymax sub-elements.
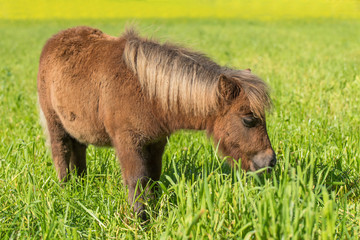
<box><xmin>242</xmin><ymin>116</ymin><xmax>257</xmax><ymax>128</ymax></box>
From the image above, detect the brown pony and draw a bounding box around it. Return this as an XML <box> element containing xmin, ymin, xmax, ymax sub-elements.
<box><xmin>37</xmin><ymin>26</ymin><xmax>276</xmax><ymax>217</ymax></box>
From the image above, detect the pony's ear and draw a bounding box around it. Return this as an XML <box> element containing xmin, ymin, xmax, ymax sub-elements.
<box><xmin>218</xmin><ymin>75</ymin><xmax>241</xmax><ymax>102</ymax></box>
<box><xmin>245</xmin><ymin>68</ymin><xmax>251</xmax><ymax>72</ymax></box>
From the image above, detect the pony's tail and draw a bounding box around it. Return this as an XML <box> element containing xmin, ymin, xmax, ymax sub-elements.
<box><xmin>38</xmin><ymin>98</ymin><xmax>51</xmax><ymax>147</ymax></box>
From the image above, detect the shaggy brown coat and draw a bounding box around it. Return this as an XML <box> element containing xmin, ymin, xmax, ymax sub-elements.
<box><xmin>37</xmin><ymin>26</ymin><xmax>276</xmax><ymax>217</ymax></box>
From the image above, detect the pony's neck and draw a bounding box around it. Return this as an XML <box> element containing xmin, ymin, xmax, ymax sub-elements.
<box><xmin>151</xmin><ymin>100</ymin><xmax>216</xmax><ymax>135</ymax></box>
<box><xmin>167</xmin><ymin>112</ymin><xmax>216</xmax><ymax>133</ymax></box>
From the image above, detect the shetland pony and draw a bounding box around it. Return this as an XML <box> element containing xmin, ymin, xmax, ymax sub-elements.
<box><xmin>37</xmin><ymin>26</ymin><xmax>276</xmax><ymax>217</ymax></box>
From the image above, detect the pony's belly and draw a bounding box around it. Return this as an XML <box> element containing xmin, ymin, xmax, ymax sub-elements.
<box><xmin>64</xmin><ymin>122</ymin><xmax>111</xmax><ymax>146</ymax></box>
<box><xmin>50</xmin><ymin>78</ymin><xmax>111</xmax><ymax>146</ymax></box>
<box><xmin>54</xmin><ymin>106</ymin><xmax>111</xmax><ymax>146</ymax></box>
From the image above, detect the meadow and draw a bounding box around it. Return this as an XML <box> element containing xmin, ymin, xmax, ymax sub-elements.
<box><xmin>0</xmin><ymin>18</ymin><xmax>360</xmax><ymax>239</ymax></box>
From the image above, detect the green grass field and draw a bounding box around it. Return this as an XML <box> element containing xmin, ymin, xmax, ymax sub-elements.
<box><xmin>1</xmin><ymin>18</ymin><xmax>360</xmax><ymax>239</ymax></box>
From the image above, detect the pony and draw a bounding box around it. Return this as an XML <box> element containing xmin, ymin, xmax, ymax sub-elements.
<box><xmin>37</xmin><ymin>26</ymin><xmax>276</xmax><ymax>218</ymax></box>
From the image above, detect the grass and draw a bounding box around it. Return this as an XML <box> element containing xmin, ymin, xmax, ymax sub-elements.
<box><xmin>0</xmin><ymin>18</ymin><xmax>360</xmax><ymax>239</ymax></box>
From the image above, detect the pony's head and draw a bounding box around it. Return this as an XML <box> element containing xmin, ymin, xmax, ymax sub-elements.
<box><xmin>122</xmin><ymin>29</ymin><xmax>275</xmax><ymax>171</ymax></box>
<box><xmin>212</xmin><ymin>69</ymin><xmax>276</xmax><ymax>172</ymax></box>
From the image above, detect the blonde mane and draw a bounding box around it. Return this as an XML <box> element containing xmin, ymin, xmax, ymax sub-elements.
<box><xmin>122</xmin><ymin>28</ymin><xmax>271</xmax><ymax>118</ymax></box>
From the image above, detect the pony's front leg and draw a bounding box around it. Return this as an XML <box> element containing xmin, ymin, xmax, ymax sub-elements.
<box><xmin>145</xmin><ymin>138</ymin><xmax>167</xmax><ymax>181</ymax></box>
<box><xmin>113</xmin><ymin>138</ymin><xmax>153</xmax><ymax>219</ymax></box>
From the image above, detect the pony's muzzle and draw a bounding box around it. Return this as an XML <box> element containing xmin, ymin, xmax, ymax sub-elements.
<box><xmin>250</xmin><ymin>148</ymin><xmax>276</xmax><ymax>172</ymax></box>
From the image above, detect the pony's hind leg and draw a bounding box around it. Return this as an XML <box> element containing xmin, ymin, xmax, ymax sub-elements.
<box><xmin>41</xmin><ymin>105</ymin><xmax>87</xmax><ymax>181</ymax></box>
<box><xmin>69</xmin><ymin>138</ymin><xmax>87</xmax><ymax>177</ymax></box>
<box><xmin>45</xmin><ymin>116</ymin><xmax>73</xmax><ymax>182</ymax></box>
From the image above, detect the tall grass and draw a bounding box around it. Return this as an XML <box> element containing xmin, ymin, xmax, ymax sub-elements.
<box><xmin>0</xmin><ymin>19</ymin><xmax>360</xmax><ymax>238</ymax></box>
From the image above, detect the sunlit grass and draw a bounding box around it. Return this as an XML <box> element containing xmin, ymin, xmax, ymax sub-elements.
<box><xmin>0</xmin><ymin>19</ymin><xmax>360</xmax><ymax>238</ymax></box>
<box><xmin>1</xmin><ymin>0</ymin><xmax>360</xmax><ymax>20</ymax></box>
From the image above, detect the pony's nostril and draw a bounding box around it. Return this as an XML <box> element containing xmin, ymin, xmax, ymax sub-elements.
<box><xmin>269</xmin><ymin>156</ymin><xmax>277</xmax><ymax>167</ymax></box>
